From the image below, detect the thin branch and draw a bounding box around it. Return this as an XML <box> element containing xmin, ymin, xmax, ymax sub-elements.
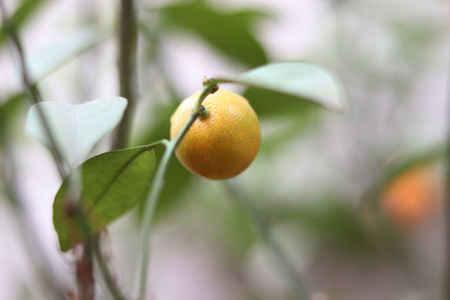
<box><xmin>137</xmin><ymin>82</ymin><xmax>218</xmax><ymax>300</ymax></box>
<box><xmin>92</xmin><ymin>239</ymin><xmax>126</xmax><ymax>300</ymax></box>
<box><xmin>76</xmin><ymin>242</ymin><xmax>95</xmax><ymax>300</ymax></box>
<box><xmin>112</xmin><ymin>0</ymin><xmax>138</xmax><ymax>150</ymax></box>
<box><xmin>74</xmin><ymin>206</ymin><xmax>127</xmax><ymax>300</ymax></box>
<box><xmin>444</xmin><ymin>41</ymin><xmax>450</xmax><ymax>300</ymax></box>
<box><xmin>224</xmin><ymin>182</ymin><xmax>309</xmax><ymax>300</ymax></box>
<box><xmin>0</xmin><ymin>0</ymin><xmax>66</xmax><ymax>178</ymax></box>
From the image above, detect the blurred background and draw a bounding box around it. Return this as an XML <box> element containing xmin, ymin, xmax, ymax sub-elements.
<box><xmin>0</xmin><ymin>0</ymin><xmax>449</xmax><ymax>299</ymax></box>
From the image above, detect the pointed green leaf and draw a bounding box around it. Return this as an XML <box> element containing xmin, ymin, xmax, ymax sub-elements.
<box><xmin>53</xmin><ymin>145</ymin><xmax>156</xmax><ymax>252</ymax></box>
<box><xmin>159</xmin><ymin>0</ymin><xmax>268</xmax><ymax>67</ymax></box>
<box><xmin>217</xmin><ymin>61</ymin><xmax>347</xmax><ymax>112</ymax></box>
<box><xmin>26</xmin><ymin>97</ymin><xmax>128</xmax><ymax>167</ymax></box>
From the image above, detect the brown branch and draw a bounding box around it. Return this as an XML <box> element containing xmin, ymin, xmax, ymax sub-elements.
<box><xmin>77</xmin><ymin>242</ymin><xmax>95</xmax><ymax>300</ymax></box>
<box><xmin>112</xmin><ymin>0</ymin><xmax>138</xmax><ymax>150</ymax></box>
<box><xmin>444</xmin><ymin>44</ymin><xmax>450</xmax><ymax>300</ymax></box>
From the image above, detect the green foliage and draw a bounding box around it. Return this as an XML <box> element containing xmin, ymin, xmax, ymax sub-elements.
<box><xmin>363</xmin><ymin>146</ymin><xmax>444</xmax><ymax>211</ymax></box>
<box><xmin>243</xmin><ymin>87</ymin><xmax>318</xmax><ymax>120</ymax></box>
<box><xmin>275</xmin><ymin>201</ymin><xmax>374</xmax><ymax>252</ymax></box>
<box><xmin>221</xmin><ymin>61</ymin><xmax>347</xmax><ymax>112</ymax></box>
<box><xmin>159</xmin><ymin>0</ymin><xmax>268</xmax><ymax>67</ymax></box>
<box><xmin>29</xmin><ymin>27</ymin><xmax>110</xmax><ymax>82</ymax></box>
<box><xmin>0</xmin><ymin>0</ymin><xmax>49</xmax><ymax>47</ymax></box>
<box><xmin>26</xmin><ymin>97</ymin><xmax>128</xmax><ymax>167</ymax></box>
<box><xmin>0</xmin><ymin>93</ymin><xmax>26</xmax><ymax>147</ymax></box>
<box><xmin>53</xmin><ymin>145</ymin><xmax>156</xmax><ymax>252</ymax></box>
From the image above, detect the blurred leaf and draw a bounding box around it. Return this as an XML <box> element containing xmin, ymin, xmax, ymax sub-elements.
<box><xmin>0</xmin><ymin>93</ymin><xmax>26</xmax><ymax>144</ymax></box>
<box><xmin>159</xmin><ymin>0</ymin><xmax>268</xmax><ymax>67</ymax></box>
<box><xmin>28</xmin><ymin>27</ymin><xmax>110</xmax><ymax>82</ymax></box>
<box><xmin>219</xmin><ymin>61</ymin><xmax>347</xmax><ymax>112</ymax></box>
<box><xmin>53</xmin><ymin>145</ymin><xmax>156</xmax><ymax>252</ymax></box>
<box><xmin>363</xmin><ymin>146</ymin><xmax>444</xmax><ymax>210</ymax></box>
<box><xmin>0</xmin><ymin>0</ymin><xmax>49</xmax><ymax>47</ymax></box>
<box><xmin>243</xmin><ymin>86</ymin><xmax>320</xmax><ymax>156</ymax></box>
<box><xmin>222</xmin><ymin>204</ymin><xmax>257</xmax><ymax>256</ymax></box>
<box><xmin>134</xmin><ymin>102</ymin><xmax>193</xmax><ymax>221</ymax></box>
<box><xmin>274</xmin><ymin>201</ymin><xmax>374</xmax><ymax>252</ymax></box>
<box><xmin>243</xmin><ymin>87</ymin><xmax>318</xmax><ymax>120</ymax></box>
<box><xmin>26</xmin><ymin>97</ymin><xmax>128</xmax><ymax>168</ymax></box>
<box><xmin>259</xmin><ymin>117</ymin><xmax>318</xmax><ymax>156</ymax></box>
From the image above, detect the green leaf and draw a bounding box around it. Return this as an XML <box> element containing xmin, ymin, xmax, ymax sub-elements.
<box><xmin>28</xmin><ymin>27</ymin><xmax>110</xmax><ymax>82</ymax></box>
<box><xmin>26</xmin><ymin>97</ymin><xmax>128</xmax><ymax>168</ymax></box>
<box><xmin>0</xmin><ymin>93</ymin><xmax>26</xmax><ymax>129</ymax></box>
<box><xmin>0</xmin><ymin>93</ymin><xmax>26</xmax><ymax>149</ymax></box>
<box><xmin>53</xmin><ymin>145</ymin><xmax>156</xmax><ymax>252</ymax></box>
<box><xmin>0</xmin><ymin>0</ymin><xmax>50</xmax><ymax>47</ymax></box>
<box><xmin>243</xmin><ymin>87</ymin><xmax>318</xmax><ymax>119</ymax></box>
<box><xmin>274</xmin><ymin>201</ymin><xmax>374</xmax><ymax>252</ymax></box>
<box><xmin>218</xmin><ymin>61</ymin><xmax>347</xmax><ymax>112</ymax></box>
<box><xmin>159</xmin><ymin>0</ymin><xmax>268</xmax><ymax>67</ymax></box>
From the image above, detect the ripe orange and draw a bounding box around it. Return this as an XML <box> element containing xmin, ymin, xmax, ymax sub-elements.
<box><xmin>381</xmin><ymin>164</ymin><xmax>438</xmax><ymax>229</ymax></box>
<box><xmin>170</xmin><ymin>88</ymin><xmax>261</xmax><ymax>180</ymax></box>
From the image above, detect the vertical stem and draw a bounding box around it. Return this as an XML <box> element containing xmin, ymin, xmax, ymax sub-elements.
<box><xmin>77</xmin><ymin>242</ymin><xmax>95</xmax><ymax>300</ymax></box>
<box><xmin>0</xmin><ymin>0</ymin><xmax>66</xmax><ymax>178</ymax></box>
<box><xmin>444</xmin><ymin>44</ymin><xmax>450</xmax><ymax>300</ymax></box>
<box><xmin>112</xmin><ymin>0</ymin><xmax>138</xmax><ymax>150</ymax></box>
<box><xmin>75</xmin><ymin>207</ymin><xmax>126</xmax><ymax>300</ymax></box>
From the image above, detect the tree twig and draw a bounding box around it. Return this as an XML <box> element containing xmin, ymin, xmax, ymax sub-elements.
<box><xmin>0</xmin><ymin>0</ymin><xmax>66</xmax><ymax>178</ymax></box>
<box><xmin>443</xmin><ymin>43</ymin><xmax>450</xmax><ymax>300</ymax></box>
<box><xmin>224</xmin><ymin>181</ymin><xmax>309</xmax><ymax>300</ymax></box>
<box><xmin>74</xmin><ymin>208</ymin><xmax>126</xmax><ymax>300</ymax></box>
<box><xmin>112</xmin><ymin>0</ymin><xmax>138</xmax><ymax>150</ymax></box>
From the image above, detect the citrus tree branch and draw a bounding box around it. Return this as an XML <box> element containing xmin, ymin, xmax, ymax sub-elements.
<box><xmin>112</xmin><ymin>0</ymin><xmax>138</xmax><ymax>150</ymax></box>
<box><xmin>1</xmin><ymin>3</ymin><xmax>126</xmax><ymax>299</ymax></box>
<box><xmin>137</xmin><ymin>81</ymin><xmax>218</xmax><ymax>300</ymax></box>
<box><xmin>444</xmin><ymin>45</ymin><xmax>450</xmax><ymax>300</ymax></box>
<box><xmin>73</xmin><ymin>206</ymin><xmax>126</xmax><ymax>300</ymax></box>
<box><xmin>0</xmin><ymin>0</ymin><xmax>66</xmax><ymax>178</ymax></box>
<box><xmin>224</xmin><ymin>182</ymin><xmax>309</xmax><ymax>300</ymax></box>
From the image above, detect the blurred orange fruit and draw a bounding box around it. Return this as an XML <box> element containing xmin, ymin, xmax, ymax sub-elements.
<box><xmin>381</xmin><ymin>164</ymin><xmax>438</xmax><ymax>229</ymax></box>
<box><xmin>170</xmin><ymin>88</ymin><xmax>261</xmax><ymax>180</ymax></box>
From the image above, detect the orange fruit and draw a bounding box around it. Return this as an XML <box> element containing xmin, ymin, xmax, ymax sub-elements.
<box><xmin>381</xmin><ymin>164</ymin><xmax>438</xmax><ymax>229</ymax></box>
<box><xmin>170</xmin><ymin>88</ymin><xmax>261</xmax><ymax>180</ymax></box>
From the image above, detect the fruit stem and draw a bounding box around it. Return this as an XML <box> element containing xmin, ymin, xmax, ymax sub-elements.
<box><xmin>137</xmin><ymin>80</ymin><xmax>218</xmax><ymax>300</ymax></box>
<box><xmin>198</xmin><ymin>105</ymin><xmax>210</xmax><ymax>120</ymax></box>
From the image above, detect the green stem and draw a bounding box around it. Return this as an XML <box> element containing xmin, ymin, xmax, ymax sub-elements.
<box><xmin>92</xmin><ymin>240</ymin><xmax>126</xmax><ymax>300</ymax></box>
<box><xmin>137</xmin><ymin>82</ymin><xmax>218</xmax><ymax>300</ymax></box>
<box><xmin>224</xmin><ymin>182</ymin><xmax>309</xmax><ymax>300</ymax></box>
<box><xmin>112</xmin><ymin>0</ymin><xmax>138</xmax><ymax>150</ymax></box>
